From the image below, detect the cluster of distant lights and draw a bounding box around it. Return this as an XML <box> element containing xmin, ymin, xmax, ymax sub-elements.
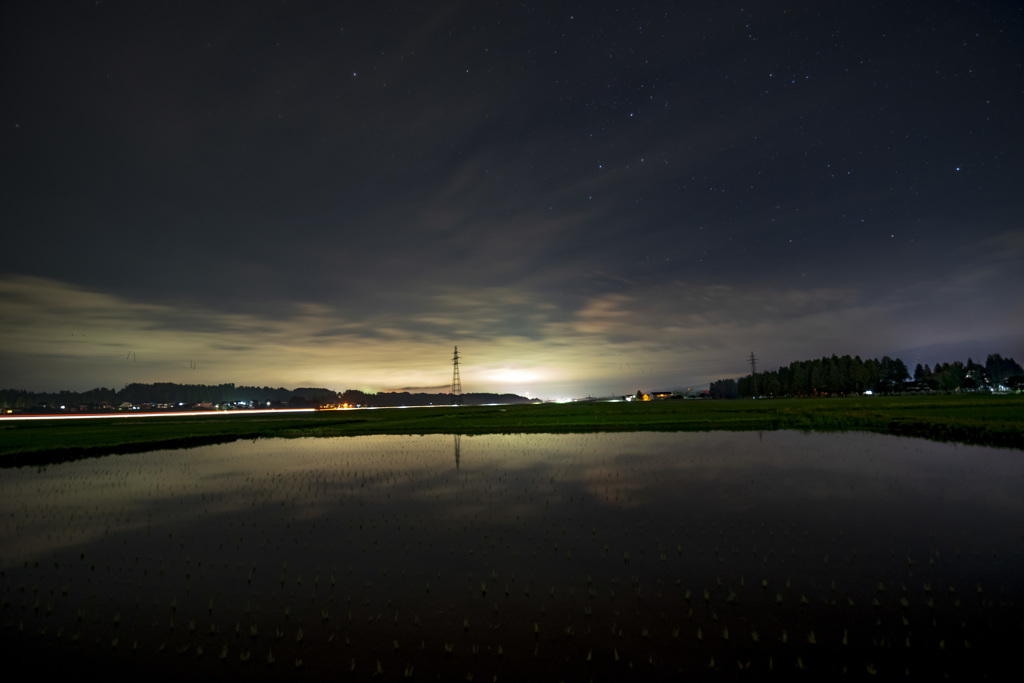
<box><xmin>1</xmin><ymin>406</ymin><xmax>317</xmax><ymax>421</ymax></box>
<box><xmin>3</xmin><ymin>396</ymin><xmax>626</xmax><ymax>420</ymax></box>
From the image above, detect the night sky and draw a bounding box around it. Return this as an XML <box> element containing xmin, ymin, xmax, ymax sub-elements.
<box><xmin>2</xmin><ymin>1</ymin><xmax>1022</xmax><ymax>398</ymax></box>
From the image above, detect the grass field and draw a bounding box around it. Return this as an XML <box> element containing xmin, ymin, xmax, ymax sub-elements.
<box><xmin>2</xmin><ymin>394</ymin><xmax>1022</xmax><ymax>465</ymax></box>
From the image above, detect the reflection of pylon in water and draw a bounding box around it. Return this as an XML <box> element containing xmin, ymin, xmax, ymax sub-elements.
<box><xmin>451</xmin><ymin>346</ymin><xmax>462</xmax><ymax>406</ymax></box>
<box><xmin>454</xmin><ymin>433</ymin><xmax>461</xmax><ymax>469</ymax></box>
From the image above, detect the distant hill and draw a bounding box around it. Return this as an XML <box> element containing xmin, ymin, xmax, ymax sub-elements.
<box><xmin>0</xmin><ymin>382</ymin><xmax>533</xmax><ymax>412</ymax></box>
<box><xmin>337</xmin><ymin>389</ymin><xmax>533</xmax><ymax>408</ymax></box>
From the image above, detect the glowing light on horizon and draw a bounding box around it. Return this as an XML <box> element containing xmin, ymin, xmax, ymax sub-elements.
<box><xmin>483</xmin><ymin>367</ymin><xmax>548</xmax><ymax>385</ymax></box>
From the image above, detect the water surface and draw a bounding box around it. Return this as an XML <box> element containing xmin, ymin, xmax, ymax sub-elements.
<box><xmin>2</xmin><ymin>431</ymin><xmax>1021</xmax><ymax>679</ymax></box>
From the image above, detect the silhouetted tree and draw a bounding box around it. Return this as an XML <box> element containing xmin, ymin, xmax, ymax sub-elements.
<box><xmin>709</xmin><ymin>379</ymin><xmax>738</xmax><ymax>399</ymax></box>
<box><xmin>986</xmin><ymin>354</ymin><xmax>1023</xmax><ymax>386</ymax></box>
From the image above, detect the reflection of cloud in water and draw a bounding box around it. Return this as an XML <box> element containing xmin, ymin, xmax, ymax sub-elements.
<box><xmin>3</xmin><ymin>430</ymin><xmax>1024</xmax><ymax>680</ymax></box>
<box><xmin>2</xmin><ymin>431</ymin><xmax>1022</xmax><ymax>568</ymax></box>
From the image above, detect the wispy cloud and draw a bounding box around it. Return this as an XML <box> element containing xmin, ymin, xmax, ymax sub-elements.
<box><xmin>2</xmin><ymin>225</ymin><xmax>1021</xmax><ymax>398</ymax></box>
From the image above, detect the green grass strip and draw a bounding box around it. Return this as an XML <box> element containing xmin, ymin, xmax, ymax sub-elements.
<box><xmin>1</xmin><ymin>394</ymin><xmax>1021</xmax><ymax>466</ymax></box>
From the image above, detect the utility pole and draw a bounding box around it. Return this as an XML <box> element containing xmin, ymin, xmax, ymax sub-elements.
<box><xmin>749</xmin><ymin>351</ymin><xmax>759</xmax><ymax>398</ymax></box>
<box><xmin>451</xmin><ymin>346</ymin><xmax>462</xmax><ymax>406</ymax></box>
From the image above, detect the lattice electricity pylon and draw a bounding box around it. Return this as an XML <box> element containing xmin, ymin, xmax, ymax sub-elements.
<box><xmin>451</xmin><ymin>346</ymin><xmax>462</xmax><ymax>406</ymax></box>
<box><xmin>749</xmin><ymin>351</ymin><xmax>759</xmax><ymax>397</ymax></box>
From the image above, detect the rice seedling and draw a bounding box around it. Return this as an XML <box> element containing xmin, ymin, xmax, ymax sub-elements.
<box><xmin>3</xmin><ymin>429</ymin><xmax>1023</xmax><ymax>679</ymax></box>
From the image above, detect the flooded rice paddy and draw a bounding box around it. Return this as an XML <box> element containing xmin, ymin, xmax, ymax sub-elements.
<box><xmin>1</xmin><ymin>431</ymin><xmax>1022</xmax><ymax>680</ymax></box>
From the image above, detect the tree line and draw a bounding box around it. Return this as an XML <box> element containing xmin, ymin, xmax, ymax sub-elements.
<box><xmin>0</xmin><ymin>383</ymin><xmax>319</xmax><ymax>411</ymax></box>
<box><xmin>0</xmin><ymin>382</ymin><xmax>532</xmax><ymax>412</ymax></box>
<box><xmin>709</xmin><ymin>353</ymin><xmax>1023</xmax><ymax>399</ymax></box>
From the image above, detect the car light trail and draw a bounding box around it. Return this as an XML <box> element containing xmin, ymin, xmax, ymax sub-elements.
<box><xmin>0</xmin><ymin>408</ymin><xmax>318</xmax><ymax>421</ymax></box>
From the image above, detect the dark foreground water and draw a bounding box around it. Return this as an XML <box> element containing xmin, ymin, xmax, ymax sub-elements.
<box><xmin>1</xmin><ymin>431</ymin><xmax>1022</xmax><ymax>680</ymax></box>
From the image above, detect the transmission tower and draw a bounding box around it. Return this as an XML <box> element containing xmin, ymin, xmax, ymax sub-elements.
<box><xmin>451</xmin><ymin>345</ymin><xmax>462</xmax><ymax>406</ymax></box>
<box><xmin>749</xmin><ymin>351</ymin><xmax>759</xmax><ymax>398</ymax></box>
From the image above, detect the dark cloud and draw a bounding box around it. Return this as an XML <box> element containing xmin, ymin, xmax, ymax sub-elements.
<box><xmin>2</xmin><ymin>1</ymin><xmax>1021</xmax><ymax>396</ymax></box>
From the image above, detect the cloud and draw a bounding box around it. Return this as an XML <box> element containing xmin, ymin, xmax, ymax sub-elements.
<box><xmin>2</xmin><ymin>236</ymin><xmax>1021</xmax><ymax>399</ymax></box>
